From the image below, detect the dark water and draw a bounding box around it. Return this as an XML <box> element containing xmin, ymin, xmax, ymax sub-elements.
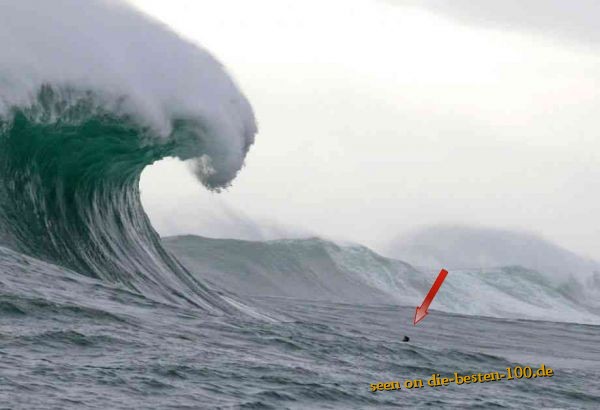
<box><xmin>1</xmin><ymin>245</ymin><xmax>598</xmax><ymax>409</ymax></box>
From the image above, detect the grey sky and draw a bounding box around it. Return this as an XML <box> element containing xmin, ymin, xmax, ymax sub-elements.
<box><xmin>388</xmin><ymin>0</ymin><xmax>600</xmax><ymax>46</ymax></box>
<box><xmin>134</xmin><ymin>0</ymin><xmax>600</xmax><ymax>260</ymax></box>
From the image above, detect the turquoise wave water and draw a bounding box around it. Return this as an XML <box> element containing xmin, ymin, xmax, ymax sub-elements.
<box><xmin>0</xmin><ymin>86</ymin><xmax>242</xmax><ymax>312</ymax></box>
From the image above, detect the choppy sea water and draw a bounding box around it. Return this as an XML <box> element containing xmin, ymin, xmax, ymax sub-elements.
<box><xmin>1</xmin><ymin>246</ymin><xmax>598</xmax><ymax>409</ymax></box>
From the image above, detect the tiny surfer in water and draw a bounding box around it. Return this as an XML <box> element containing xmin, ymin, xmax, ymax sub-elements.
<box><xmin>402</xmin><ymin>336</ymin><xmax>410</xmax><ymax>342</ymax></box>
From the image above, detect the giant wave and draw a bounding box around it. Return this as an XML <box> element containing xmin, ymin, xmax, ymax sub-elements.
<box><xmin>0</xmin><ymin>0</ymin><xmax>256</xmax><ymax>313</ymax></box>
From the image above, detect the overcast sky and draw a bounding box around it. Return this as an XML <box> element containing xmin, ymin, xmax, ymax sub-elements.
<box><xmin>132</xmin><ymin>0</ymin><xmax>600</xmax><ymax>259</ymax></box>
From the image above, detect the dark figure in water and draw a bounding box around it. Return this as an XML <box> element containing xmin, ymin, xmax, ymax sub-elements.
<box><xmin>402</xmin><ymin>336</ymin><xmax>410</xmax><ymax>342</ymax></box>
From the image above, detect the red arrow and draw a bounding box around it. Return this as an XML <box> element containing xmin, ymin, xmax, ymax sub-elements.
<box><xmin>414</xmin><ymin>269</ymin><xmax>448</xmax><ymax>325</ymax></box>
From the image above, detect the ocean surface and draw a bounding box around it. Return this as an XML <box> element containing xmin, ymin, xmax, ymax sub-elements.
<box><xmin>1</xmin><ymin>244</ymin><xmax>599</xmax><ymax>409</ymax></box>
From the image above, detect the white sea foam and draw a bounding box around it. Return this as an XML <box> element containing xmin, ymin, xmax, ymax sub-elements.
<box><xmin>0</xmin><ymin>0</ymin><xmax>256</xmax><ymax>189</ymax></box>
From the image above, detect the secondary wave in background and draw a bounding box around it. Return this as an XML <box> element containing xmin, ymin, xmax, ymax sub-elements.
<box><xmin>165</xmin><ymin>235</ymin><xmax>600</xmax><ymax>324</ymax></box>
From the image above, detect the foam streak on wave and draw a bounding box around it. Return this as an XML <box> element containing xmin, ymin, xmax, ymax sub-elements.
<box><xmin>0</xmin><ymin>1</ymin><xmax>257</xmax><ymax>312</ymax></box>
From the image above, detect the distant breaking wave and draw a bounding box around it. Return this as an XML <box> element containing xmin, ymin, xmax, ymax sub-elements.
<box><xmin>0</xmin><ymin>0</ymin><xmax>257</xmax><ymax>313</ymax></box>
<box><xmin>165</xmin><ymin>235</ymin><xmax>600</xmax><ymax>324</ymax></box>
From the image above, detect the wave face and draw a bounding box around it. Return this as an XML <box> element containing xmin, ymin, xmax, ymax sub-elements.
<box><xmin>0</xmin><ymin>1</ymin><xmax>257</xmax><ymax>312</ymax></box>
<box><xmin>164</xmin><ymin>235</ymin><xmax>425</xmax><ymax>304</ymax></box>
